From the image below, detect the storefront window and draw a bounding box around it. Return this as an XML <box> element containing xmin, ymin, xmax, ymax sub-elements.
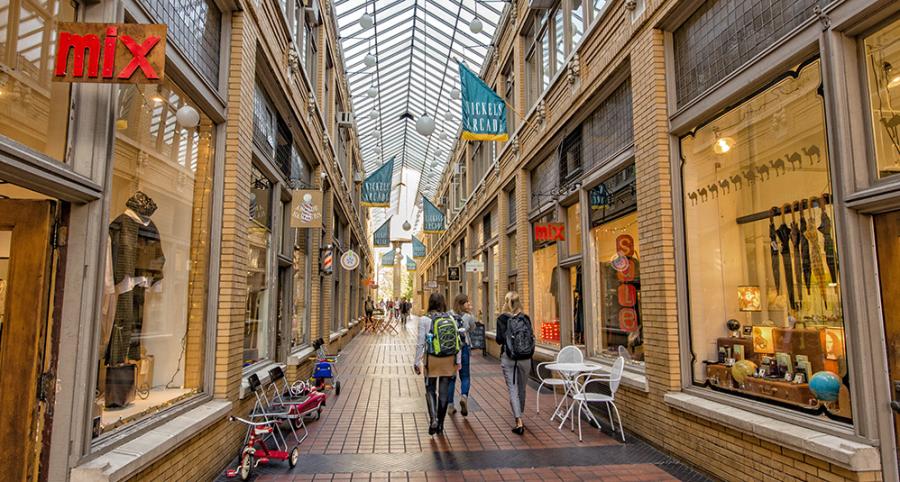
<box><xmin>0</xmin><ymin>0</ymin><xmax>75</xmax><ymax>161</ymax></box>
<box><xmin>681</xmin><ymin>60</ymin><xmax>850</xmax><ymax>422</ymax></box>
<box><xmin>567</xmin><ymin>203</ymin><xmax>582</xmax><ymax>256</ymax></box>
<box><xmin>863</xmin><ymin>17</ymin><xmax>900</xmax><ymax>180</ymax></box>
<box><xmin>245</xmin><ymin>166</ymin><xmax>273</xmax><ymax>366</ymax></box>
<box><xmin>292</xmin><ymin>229</ymin><xmax>309</xmax><ymax>348</ymax></box>
<box><xmin>591</xmin><ymin>212</ymin><xmax>641</xmax><ymax>361</ymax></box>
<box><xmin>532</xmin><ymin>243</ymin><xmax>560</xmax><ymax>347</ymax></box>
<box><xmin>96</xmin><ymin>81</ymin><xmax>214</xmax><ymax>437</ymax></box>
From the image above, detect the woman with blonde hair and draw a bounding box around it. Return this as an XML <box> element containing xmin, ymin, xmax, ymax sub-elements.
<box><xmin>495</xmin><ymin>291</ymin><xmax>535</xmax><ymax>434</ymax></box>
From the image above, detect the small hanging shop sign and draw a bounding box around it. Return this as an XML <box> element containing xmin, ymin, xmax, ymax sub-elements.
<box><xmin>412</xmin><ymin>235</ymin><xmax>426</xmax><ymax>258</ymax></box>
<box><xmin>422</xmin><ymin>196</ymin><xmax>445</xmax><ymax>234</ymax></box>
<box><xmin>406</xmin><ymin>256</ymin><xmax>417</xmax><ymax>272</ymax></box>
<box><xmin>341</xmin><ymin>250</ymin><xmax>360</xmax><ymax>270</ymax></box>
<box><xmin>465</xmin><ymin>260</ymin><xmax>485</xmax><ymax>273</ymax></box>
<box><xmin>373</xmin><ymin>219</ymin><xmax>391</xmax><ymax>247</ymax></box>
<box><xmin>614</xmin><ymin>234</ymin><xmax>639</xmax><ymax>333</ymax></box>
<box><xmin>534</xmin><ymin>223</ymin><xmax>566</xmax><ymax>243</ymax></box>
<box><xmin>590</xmin><ymin>184</ymin><xmax>611</xmax><ymax>210</ymax></box>
<box><xmin>361</xmin><ymin>157</ymin><xmax>394</xmax><ymax>207</ymax></box>
<box><xmin>290</xmin><ymin>190</ymin><xmax>323</xmax><ymax>228</ymax></box>
<box><xmin>448</xmin><ymin>266</ymin><xmax>461</xmax><ymax>281</ymax></box>
<box><xmin>54</xmin><ymin>23</ymin><xmax>167</xmax><ymax>83</ymax></box>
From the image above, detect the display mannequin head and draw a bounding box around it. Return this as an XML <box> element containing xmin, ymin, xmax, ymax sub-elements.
<box><xmin>126</xmin><ymin>191</ymin><xmax>158</xmax><ymax>217</ymax></box>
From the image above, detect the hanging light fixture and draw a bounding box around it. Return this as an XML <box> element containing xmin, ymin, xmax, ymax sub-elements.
<box><xmin>450</xmin><ymin>87</ymin><xmax>460</xmax><ymax>100</ymax></box>
<box><xmin>367</xmin><ymin>85</ymin><xmax>378</xmax><ymax>98</ymax></box>
<box><xmin>440</xmin><ymin>131</ymin><xmax>448</xmax><ymax>141</ymax></box>
<box><xmin>402</xmin><ymin>220</ymin><xmax>412</xmax><ymax>231</ymax></box>
<box><xmin>416</xmin><ymin>114</ymin><xmax>435</xmax><ymax>136</ymax></box>
<box><xmin>364</xmin><ymin>54</ymin><xmax>377</xmax><ymax>68</ymax></box>
<box><xmin>373</xmin><ymin>129</ymin><xmax>381</xmax><ymax>138</ymax></box>
<box><xmin>369</xmin><ymin>109</ymin><xmax>379</xmax><ymax>120</ymax></box>
<box><xmin>444</xmin><ymin>110</ymin><xmax>453</xmax><ymax>121</ymax></box>
<box><xmin>359</xmin><ymin>13</ymin><xmax>374</xmax><ymax>30</ymax></box>
<box><xmin>469</xmin><ymin>17</ymin><xmax>483</xmax><ymax>34</ymax></box>
<box><xmin>712</xmin><ymin>128</ymin><xmax>735</xmax><ymax>154</ymax></box>
<box><xmin>175</xmin><ymin>105</ymin><xmax>200</xmax><ymax>128</ymax></box>
<box><xmin>374</xmin><ymin>145</ymin><xmax>382</xmax><ymax>155</ymax></box>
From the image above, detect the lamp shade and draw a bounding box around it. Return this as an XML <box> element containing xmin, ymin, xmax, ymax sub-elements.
<box><xmin>364</xmin><ymin>54</ymin><xmax>377</xmax><ymax>68</ymax></box>
<box><xmin>415</xmin><ymin>114</ymin><xmax>435</xmax><ymax>136</ymax></box>
<box><xmin>176</xmin><ymin>105</ymin><xmax>200</xmax><ymax>128</ymax></box>
<box><xmin>359</xmin><ymin>13</ymin><xmax>374</xmax><ymax>29</ymax></box>
<box><xmin>469</xmin><ymin>17</ymin><xmax>483</xmax><ymax>34</ymax></box>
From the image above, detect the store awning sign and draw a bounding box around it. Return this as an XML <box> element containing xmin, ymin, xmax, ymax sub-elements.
<box><xmin>590</xmin><ymin>183</ymin><xmax>611</xmax><ymax>210</ymax></box>
<box><xmin>54</xmin><ymin>23</ymin><xmax>166</xmax><ymax>83</ymax></box>
<box><xmin>373</xmin><ymin>218</ymin><xmax>390</xmax><ymax>247</ymax></box>
<box><xmin>361</xmin><ymin>157</ymin><xmax>394</xmax><ymax>207</ymax></box>
<box><xmin>534</xmin><ymin>223</ymin><xmax>566</xmax><ymax>243</ymax></box>
<box><xmin>458</xmin><ymin>62</ymin><xmax>508</xmax><ymax>142</ymax></box>
<box><xmin>422</xmin><ymin>196</ymin><xmax>445</xmax><ymax>234</ymax></box>
<box><xmin>290</xmin><ymin>190</ymin><xmax>323</xmax><ymax>228</ymax></box>
<box><xmin>412</xmin><ymin>235</ymin><xmax>426</xmax><ymax>258</ymax></box>
<box><xmin>465</xmin><ymin>260</ymin><xmax>485</xmax><ymax>273</ymax></box>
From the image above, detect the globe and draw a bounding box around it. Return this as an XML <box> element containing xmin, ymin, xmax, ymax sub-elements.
<box><xmin>731</xmin><ymin>360</ymin><xmax>757</xmax><ymax>385</ymax></box>
<box><xmin>809</xmin><ymin>371</ymin><xmax>841</xmax><ymax>402</ymax></box>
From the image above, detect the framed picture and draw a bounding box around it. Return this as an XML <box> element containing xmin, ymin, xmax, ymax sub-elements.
<box><xmin>742</xmin><ymin>325</ymin><xmax>753</xmax><ymax>337</ymax></box>
<box><xmin>752</xmin><ymin>326</ymin><xmax>775</xmax><ymax>354</ymax></box>
<box><xmin>733</xmin><ymin>345</ymin><xmax>745</xmax><ymax>361</ymax></box>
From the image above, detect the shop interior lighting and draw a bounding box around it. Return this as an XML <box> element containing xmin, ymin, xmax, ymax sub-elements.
<box><xmin>712</xmin><ymin>129</ymin><xmax>735</xmax><ymax>154</ymax></box>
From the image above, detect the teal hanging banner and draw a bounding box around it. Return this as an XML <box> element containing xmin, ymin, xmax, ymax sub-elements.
<box><xmin>422</xmin><ymin>196</ymin><xmax>445</xmax><ymax>234</ymax></box>
<box><xmin>382</xmin><ymin>249</ymin><xmax>395</xmax><ymax>266</ymax></box>
<box><xmin>373</xmin><ymin>218</ymin><xmax>391</xmax><ymax>247</ymax></box>
<box><xmin>361</xmin><ymin>157</ymin><xmax>394</xmax><ymax>207</ymax></box>
<box><xmin>459</xmin><ymin>62</ymin><xmax>508</xmax><ymax>142</ymax></box>
<box><xmin>406</xmin><ymin>256</ymin><xmax>417</xmax><ymax>271</ymax></box>
<box><xmin>412</xmin><ymin>235</ymin><xmax>426</xmax><ymax>259</ymax></box>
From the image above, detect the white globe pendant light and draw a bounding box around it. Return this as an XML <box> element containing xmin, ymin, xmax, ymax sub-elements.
<box><xmin>444</xmin><ymin>110</ymin><xmax>453</xmax><ymax>121</ymax></box>
<box><xmin>450</xmin><ymin>87</ymin><xmax>460</xmax><ymax>100</ymax></box>
<box><xmin>369</xmin><ymin>109</ymin><xmax>379</xmax><ymax>120</ymax></box>
<box><xmin>416</xmin><ymin>114</ymin><xmax>435</xmax><ymax>136</ymax></box>
<box><xmin>367</xmin><ymin>85</ymin><xmax>378</xmax><ymax>98</ymax></box>
<box><xmin>372</xmin><ymin>129</ymin><xmax>381</xmax><ymax>138</ymax></box>
<box><xmin>364</xmin><ymin>54</ymin><xmax>377</xmax><ymax>68</ymax></box>
<box><xmin>359</xmin><ymin>13</ymin><xmax>374</xmax><ymax>30</ymax></box>
<box><xmin>175</xmin><ymin>105</ymin><xmax>200</xmax><ymax>128</ymax></box>
<box><xmin>402</xmin><ymin>220</ymin><xmax>411</xmax><ymax>231</ymax></box>
<box><xmin>374</xmin><ymin>146</ymin><xmax>382</xmax><ymax>155</ymax></box>
<box><xmin>439</xmin><ymin>131</ymin><xmax>448</xmax><ymax>141</ymax></box>
<box><xmin>469</xmin><ymin>17</ymin><xmax>483</xmax><ymax>34</ymax></box>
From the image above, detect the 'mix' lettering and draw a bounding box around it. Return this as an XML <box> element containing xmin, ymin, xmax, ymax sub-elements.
<box><xmin>54</xmin><ymin>23</ymin><xmax>166</xmax><ymax>83</ymax></box>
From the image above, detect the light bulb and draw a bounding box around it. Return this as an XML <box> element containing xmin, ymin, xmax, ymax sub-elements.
<box><xmin>359</xmin><ymin>13</ymin><xmax>374</xmax><ymax>29</ymax></box>
<box><xmin>450</xmin><ymin>88</ymin><xmax>460</xmax><ymax>100</ymax></box>
<box><xmin>364</xmin><ymin>54</ymin><xmax>377</xmax><ymax>68</ymax></box>
<box><xmin>367</xmin><ymin>86</ymin><xmax>378</xmax><ymax>98</ymax></box>
<box><xmin>416</xmin><ymin>114</ymin><xmax>435</xmax><ymax>136</ymax></box>
<box><xmin>713</xmin><ymin>137</ymin><xmax>735</xmax><ymax>154</ymax></box>
<box><xmin>469</xmin><ymin>17</ymin><xmax>483</xmax><ymax>34</ymax></box>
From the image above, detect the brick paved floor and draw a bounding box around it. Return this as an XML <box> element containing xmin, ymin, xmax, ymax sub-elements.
<box><xmin>216</xmin><ymin>319</ymin><xmax>712</xmax><ymax>481</ymax></box>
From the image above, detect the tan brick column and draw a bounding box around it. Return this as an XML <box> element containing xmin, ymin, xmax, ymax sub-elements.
<box><xmin>320</xmin><ymin>187</ymin><xmax>335</xmax><ymax>337</ymax></box>
<box><xmin>497</xmin><ymin>186</ymin><xmax>510</xmax><ymax>299</ymax></box>
<box><xmin>630</xmin><ymin>28</ymin><xmax>679</xmax><ymax>392</ymax></box>
<box><xmin>308</xmin><ymin>165</ymin><xmax>324</xmax><ymax>344</ymax></box>
<box><xmin>514</xmin><ymin>169</ymin><xmax>530</xmax><ymax>313</ymax></box>
<box><xmin>214</xmin><ymin>11</ymin><xmax>257</xmax><ymax>400</ymax></box>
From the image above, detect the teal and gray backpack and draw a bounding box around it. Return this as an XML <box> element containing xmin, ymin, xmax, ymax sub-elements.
<box><xmin>428</xmin><ymin>312</ymin><xmax>460</xmax><ymax>357</ymax></box>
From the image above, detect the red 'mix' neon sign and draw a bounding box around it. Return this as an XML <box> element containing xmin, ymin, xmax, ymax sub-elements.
<box><xmin>53</xmin><ymin>23</ymin><xmax>166</xmax><ymax>83</ymax></box>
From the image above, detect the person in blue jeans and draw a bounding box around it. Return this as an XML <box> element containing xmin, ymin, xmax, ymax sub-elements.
<box><xmin>447</xmin><ymin>293</ymin><xmax>476</xmax><ymax>416</ymax></box>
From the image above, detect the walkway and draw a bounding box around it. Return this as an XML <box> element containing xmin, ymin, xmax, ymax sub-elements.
<box><xmin>217</xmin><ymin>317</ymin><xmax>711</xmax><ymax>481</ymax></box>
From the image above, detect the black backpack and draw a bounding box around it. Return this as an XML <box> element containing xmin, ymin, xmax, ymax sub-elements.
<box><xmin>504</xmin><ymin>313</ymin><xmax>535</xmax><ymax>360</ymax></box>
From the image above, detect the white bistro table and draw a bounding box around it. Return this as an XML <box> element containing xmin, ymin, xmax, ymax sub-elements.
<box><xmin>544</xmin><ymin>362</ymin><xmax>607</xmax><ymax>430</ymax></box>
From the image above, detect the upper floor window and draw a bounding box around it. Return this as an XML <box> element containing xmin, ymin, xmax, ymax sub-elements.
<box><xmin>863</xmin><ymin>16</ymin><xmax>900</xmax><ymax>180</ymax></box>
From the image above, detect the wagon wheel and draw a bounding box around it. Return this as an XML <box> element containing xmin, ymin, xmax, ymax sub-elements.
<box><xmin>239</xmin><ymin>452</ymin><xmax>253</xmax><ymax>481</ymax></box>
<box><xmin>289</xmin><ymin>447</ymin><xmax>300</xmax><ymax>468</ymax></box>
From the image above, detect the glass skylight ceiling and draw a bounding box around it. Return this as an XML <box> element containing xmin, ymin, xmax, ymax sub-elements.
<box><xmin>335</xmin><ymin>0</ymin><xmax>503</xmax><ymax>238</ymax></box>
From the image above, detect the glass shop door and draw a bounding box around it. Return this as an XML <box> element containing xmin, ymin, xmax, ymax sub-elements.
<box><xmin>875</xmin><ymin>210</ymin><xmax>900</xmax><ymax>472</ymax></box>
<box><xmin>0</xmin><ymin>199</ymin><xmax>56</xmax><ymax>482</ymax></box>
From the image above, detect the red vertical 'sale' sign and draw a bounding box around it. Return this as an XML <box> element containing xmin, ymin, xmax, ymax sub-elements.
<box><xmin>53</xmin><ymin>23</ymin><xmax>167</xmax><ymax>83</ymax></box>
<box><xmin>615</xmin><ymin>234</ymin><xmax>639</xmax><ymax>333</ymax></box>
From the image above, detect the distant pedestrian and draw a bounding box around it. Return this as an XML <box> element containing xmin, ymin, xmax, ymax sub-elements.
<box><xmin>496</xmin><ymin>291</ymin><xmax>535</xmax><ymax>435</ymax></box>
<box><xmin>364</xmin><ymin>296</ymin><xmax>375</xmax><ymax>330</ymax></box>
<box><xmin>414</xmin><ymin>293</ymin><xmax>461</xmax><ymax>435</ymax></box>
<box><xmin>400</xmin><ymin>297</ymin><xmax>410</xmax><ymax>325</ymax></box>
<box><xmin>447</xmin><ymin>293</ymin><xmax>476</xmax><ymax>416</ymax></box>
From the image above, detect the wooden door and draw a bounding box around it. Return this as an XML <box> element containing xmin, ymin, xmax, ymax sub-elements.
<box><xmin>875</xmin><ymin>210</ymin><xmax>900</xmax><ymax>472</ymax></box>
<box><xmin>0</xmin><ymin>200</ymin><xmax>55</xmax><ymax>482</ymax></box>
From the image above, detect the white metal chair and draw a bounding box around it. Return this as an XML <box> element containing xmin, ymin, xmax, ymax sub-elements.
<box><xmin>570</xmin><ymin>356</ymin><xmax>625</xmax><ymax>442</ymax></box>
<box><xmin>535</xmin><ymin>345</ymin><xmax>583</xmax><ymax>413</ymax></box>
